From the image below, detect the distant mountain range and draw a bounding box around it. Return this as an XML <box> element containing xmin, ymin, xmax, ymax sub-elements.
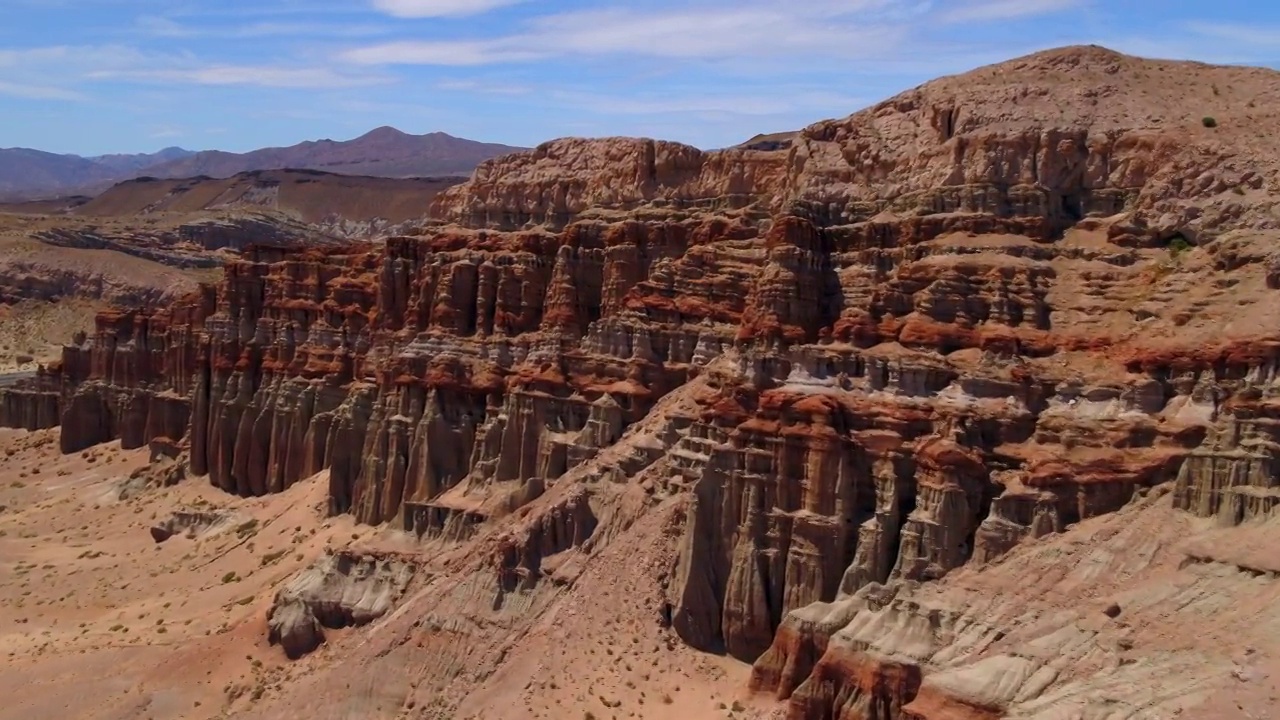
<box><xmin>0</xmin><ymin>147</ymin><xmax>194</xmax><ymax>200</ymax></box>
<box><xmin>0</xmin><ymin>127</ymin><xmax>525</xmax><ymax>200</ymax></box>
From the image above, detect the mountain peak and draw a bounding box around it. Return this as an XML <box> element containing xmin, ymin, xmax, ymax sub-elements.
<box><xmin>359</xmin><ymin>126</ymin><xmax>410</xmax><ymax>141</ymax></box>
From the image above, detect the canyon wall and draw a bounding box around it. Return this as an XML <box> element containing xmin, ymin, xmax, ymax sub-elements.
<box><xmin>7</xmin><ymin>46</ymin><xmax>1280</xmax><ymax>719</ymax></box>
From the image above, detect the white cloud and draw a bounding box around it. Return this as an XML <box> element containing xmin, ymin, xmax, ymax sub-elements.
<box><xmin>0</xmin><ymin>44</ymin><xmax>174</xmax><ymax>73</ymax></box>
<box><xmin>343</xmin><ymin>40</ymin><xmax>540</xmax><ymax>66</ymax></box>
<box><xmin>436</xmin><ymin>78</ymin><xmax>530</xmax><ymax>95</ymax></box>
<box><xmin>0</xmin><ymin>42</ymin><xmax>388</xmax><ymax>97</ymax></box>
<box><xmin>0</xmin><ymin>45</ymin><xmax>127</xmax><ymax>68</ymax></box>
<box><xmin>149</xmin><ymin>126</ymin><xmax>185</xmax><ymax>139</ymax></box>
<box><xmin>0</xmin><ymin>80</ymin><xmax>82</xmax><ymax>101</ymax></box>
<box><xmin>552</xmin><ymin>89</ymin><xmax>867</xmax><ymax>117</ymax></box>
<box><xmin>0</xmin><ymin>45</ymin><xmax>159</xmax><ymax>102</ymax></box>
<box><xmin>343</xmin><ymin>2</ymin><xmax>917</xmax><ymax>66</ymax></box>
<box><xmin>939</xmin><ymin>0</ymin><xmax>1082</xmax><ymax>23</ymax></box>
<box><xmin>527</xmin><ymin>7</ymin><xmax>890</xmax><ymax>59</ymax></box>
<box><xmin>370</xmin><ymin>0</ymin><xmax>525</xmax><ymax>18</ymax></box>
<box><xmin>1183</xmin><ymin>21</ymin><xmax>1280</xmax><ymax>47</ymax></box>
<box><xmin>90</xmin><ymin>65</ymin><xmax>388</xmax><ymax>89</ymax></box>
<box><xmin>135</xmin><ymin>15</ymin><xmax>195</xmax><ymax>38</ymax></box>
<box><xmin>235</xmin><ymin>21</ymin><xmax>392</xmax><ymax>38</ymax></box>
<box><xmin>136</xmin><ymin>15</ymin><xmax>393</xmax><ymax>39</ymax></box>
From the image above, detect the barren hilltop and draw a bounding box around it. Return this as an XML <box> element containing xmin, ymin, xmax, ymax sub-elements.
<box><xmin>3</xmin><ymin>45</ymin><xmax>1280</xmax><ymax>720</ymax></box>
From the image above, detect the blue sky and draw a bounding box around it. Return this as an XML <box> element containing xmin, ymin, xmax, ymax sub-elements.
<box><xmin>2</xmin><ymin>0</ymin><xmax>1279</xmax><ymax>156</ymax></box>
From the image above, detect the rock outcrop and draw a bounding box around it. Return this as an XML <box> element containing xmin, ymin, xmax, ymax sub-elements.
<box><xmin>267</xmin><ymin>551</ymin><xmax>417</xmax><ymax>659</ymax></box>
<box><xmin>148</xmin><ymin>509</ymin><xmax>241</xmax><ymax>543</ymax></box>
<box><xmin>32</xmin><ymin>215</ymin><xmax>329</xmax><ymax>270</ymax></box>
<box><xmin>5</xmin><ymin>45</ymin><xmax>1280</xmax><ymax>718</ymax></box>
<box><xmin>0</xmin><ymin>368</ymin><xmax>61</xmax><ymax>430</ymax></box>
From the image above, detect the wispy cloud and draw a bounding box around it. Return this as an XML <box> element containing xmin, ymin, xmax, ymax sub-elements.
<box><xmin>0</xmin><ymin>42</ymin><xmax>385</xmax><ymax>91</ymax></box>
<box><xmin>134</xmin><ymin>15</ymin><xmax>193</xmax><ymax>38</ymax></box>
<box><xmin>135</xmin><ymin>14</ymin><xmax>393</xmax><ymax>39</ymax></box>
<box><xmin>149</xmin><ymin>125</ymin><xmax>185</xmax><ymax>139</ymax></box>
<box><xmin>436</xmin><ymin>78</ymin><xmax>530</xmax><ymax>95</ymax></box>
<box><xmin>526</xmin><ymin>5</ymin><xmax>905</xmax><ymax>59</ymax></box>
<box><xmin>343</xmin><ymin>2</ymin><xmax>918</xmax><ymax>66</ymax></box>
<box><xmin>1183</xmin><ymin>21</ymin><xmax>1280</xmax><ymax>47</ymax></box>
<box><xmin>90</xmin><ymin>65</ymin><xmax>389</xmax><ymax>89</ymax></box>
<box><xmin>0</xmin><ymin>44</ymin><xmax>160</xmax><ymax>102</ymax></box>
<box><xmin>0</xmin><ymin>79</ymin><xmax>82</xmax><ymax>100</ymax></box>
<box><xmin>344</xmin><ymin>40</ymin><xmax>539</xmax><ymax>66</ymax></box>
<box><xmin>0</xmin><ymin>44</ymin><xmax>148</xmax><ymax>68</ymax></box>
<box><xmin>370</xmin><ymin>0</ymin><xmax>526</xmax><ymax>19</ymax></box>
<box><xmin>161</xmin><ymin>3</ymin><xmax>360</xmax><ymax>20</ymax></box>
<box><xmin>551</xmin><ymin>89</ymin><xmax>866</xmax><ymax>118</ymax></box>
<box><xmin>939</xmin><ymin>0</ymin><xmax>1082</xmax><ymax>24</ymax></box>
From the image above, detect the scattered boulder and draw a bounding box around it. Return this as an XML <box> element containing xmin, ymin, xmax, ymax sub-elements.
<box><xmin>148</xmin><ymin>437</ymin><xmax>183</xmax><ymax>463</ymax></box>
<box><xmin>267</xmin><ymin>551</ymin><xmax>417</xmax><ymax>659</ymax></box>
<box><xmin>116</xmin><ymin>449</ymin><xmax>189</xmax><ymax>501</ymax></box>
<box><xmin>149</xmin><ymin>509</ymin><xmax>238</xmax><ymax>543</ymax></box>
<box><xmin>268</xmin><ymin>600</ymin><xmax>325</xmax><ymax>660</ymax></box>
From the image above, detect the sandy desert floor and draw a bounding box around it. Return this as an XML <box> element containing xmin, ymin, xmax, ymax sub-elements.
<box><xmin>0</xmin><ymin>427</ymin><xmax>771</xmax><ymax>720</ymax></box>
<box><xmin>6</xmin><ymin>379</ymin><xmax>1280</xmax><ymax>720</ymax></box>
<box><xmin>0</xmin><ymin>428</ymin><xmax>385</xmax><ymax>720</ymax></box>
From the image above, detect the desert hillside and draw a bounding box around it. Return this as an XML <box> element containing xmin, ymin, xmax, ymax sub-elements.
<box><xmin>76</xmin><ymin>169</ymin><xmax>464</xmax><ymax>226</ymax></box>
<box><xmin>2</xmin><ymin>45</ymin><xmax>1280</xmax><ymax>720</ymax></box>
<box><xmin>0</xmin><ymin>169</ymin><xmax>458</xmax><ymax>372</ymax></box>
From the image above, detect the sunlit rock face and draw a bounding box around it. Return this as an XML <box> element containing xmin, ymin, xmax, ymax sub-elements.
<box><xmin>9</xmin><ymin>44</ymin><xmax>1280</xmax><ymax>720</ymax></box>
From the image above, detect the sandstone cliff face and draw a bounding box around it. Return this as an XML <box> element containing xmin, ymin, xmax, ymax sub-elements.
<box><xmin>748</xmin><ymin>484</ymin><xmax>1280</xmax><ymax>720</ymax></box>
<box><xmin>428</xmin><ymin>137</ymin><xmax>788</xmax><ymax>230</ymax></box>
<box><xmin>6</xmin><ymin>46</ymin><xmax>1280</xmax><ymax>719</ymax></box>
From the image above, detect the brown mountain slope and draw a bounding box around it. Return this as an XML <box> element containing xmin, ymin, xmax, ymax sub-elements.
<box><xmin>435</xmin><ymin>45</ymin><xmax>1279</xmax><ymax>244</ymax></box>
<box><xmin>4</xmin><ymin>45</ymin><xmax>1280</xmax><ymax>720</ymax></box>
<box><xmin>77</xmin><ymin>169</ymin><xmax>464</xmax><ymax>225</ymax></box>
<box><xmin>786</xmin><ymin>44</ymin><xmax>1279</xmax><ymax>237</ymax></box>
<box><xmin>0</xmin><ymin>149</ymin><xmax>123</xmax><ymax>198</ymax></box>
<box><xmin>144</xmin><ymin>127</ymin><xmax>525</xmax><ymax>181</ymax></box>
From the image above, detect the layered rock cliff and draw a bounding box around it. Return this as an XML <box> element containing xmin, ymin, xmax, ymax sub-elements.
<box><xmin>6</xmin><ymin>45</ymin><xmax>1280</xmax><ymax>719</ymax></box>
<box><xmin>431</xmin><ymin>46</ymin><xmax>1280</xmax><ymax>245</ymax></box>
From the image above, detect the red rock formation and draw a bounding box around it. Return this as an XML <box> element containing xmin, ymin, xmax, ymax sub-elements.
<box><xmin>6</xmin><ymin>45</ymin><xmax>1280</xmax><ymax>719</ymax></box>
<box><xmin>0</xmin><ymin>366</ymin><xmax>61</xmax><ymax>430</ymax></box>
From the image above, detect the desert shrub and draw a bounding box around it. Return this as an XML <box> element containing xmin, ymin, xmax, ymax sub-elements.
<box><xmin>1202</xmin><ymin>116</ymin><xmax>1217</xmax><ymax>128</ymax></box>
<box><xmin>1167</xmin><ymin>235</ymin><xmax>1193</xmax><ymax>257</ymax></box>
